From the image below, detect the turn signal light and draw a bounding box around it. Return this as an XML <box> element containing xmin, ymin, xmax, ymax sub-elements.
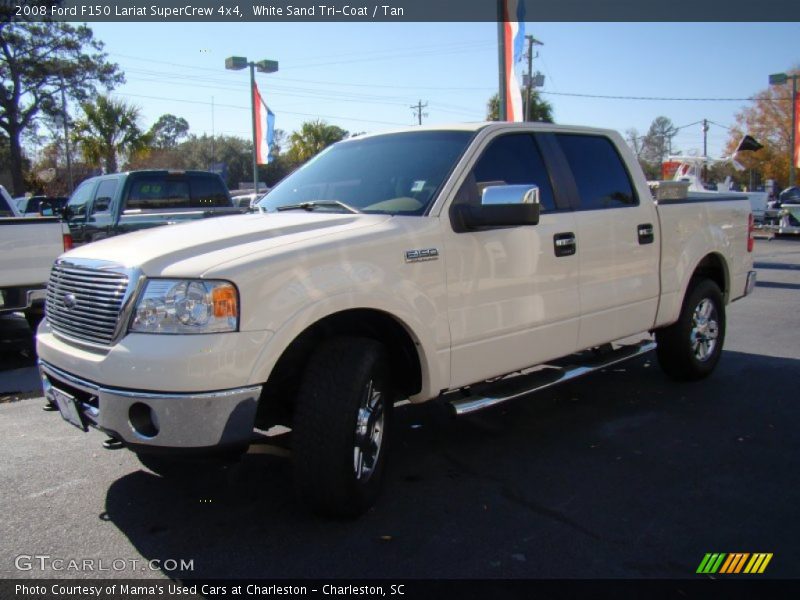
<box><xmin>212</xmin><ymin>284</ymin><xmax>238</xmax><ymax>318</ymax></box>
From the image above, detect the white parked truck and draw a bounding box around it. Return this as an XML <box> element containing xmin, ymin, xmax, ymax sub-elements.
<box><xmin>1</xmin><ymin>185</ymin><xmax>73</xmax><ymax>329</ymax></box>
<box><xmin>37</xmin><ymin>123</ymin><xmax>756</xmax><ymax>516</ymax></box>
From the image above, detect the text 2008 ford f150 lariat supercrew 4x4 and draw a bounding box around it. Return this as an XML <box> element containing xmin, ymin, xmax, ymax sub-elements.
<box><xmin>37</xmin><ymin>123</ymin><xmax>756</xmax><ymax>516</ymax></box>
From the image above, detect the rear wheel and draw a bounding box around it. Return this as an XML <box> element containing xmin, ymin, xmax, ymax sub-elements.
<box><xmin>292</xmin><ymin>337</ymin><xmax>392</xmax><ymax>517</ymax></box>
<box><xmin>656</xmin><ymin>278</ymin><xmax>726</xmax><ymax>381</ymax></box>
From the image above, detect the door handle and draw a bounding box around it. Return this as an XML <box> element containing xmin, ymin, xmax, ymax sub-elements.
<box><xmin>638</xmin><ymin>224</ymin><xmax>654</xmax><ymax>245</ymax></box>
<box><xmin>553</xmin><ymin>232</ymin><xmax>576</xmax><ymax>257</ymax></box>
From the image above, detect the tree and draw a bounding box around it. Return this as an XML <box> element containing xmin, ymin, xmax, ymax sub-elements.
<box><xmin>288</xmin><ymin>120</ymin><xmax>348</xmax><ymax>163</ymax></box>
<box><xmin>486</xmin><ymin>91</ymin><xmax>554</xmax><ymax>123</ymax></box>
<box><xmin>149</xmin><ymin>113</ymin><xmax>190</xmax><ymax>149</ymax></box>
<box><xmin>72</xmin><ymin>95</ymin><xmax>151</xmax><ymax>173</ymax></box>
<box><xmin>723</xmin><ymin>69</ymin><xmax>797</xmax><ymax>188</ymax></box>
<box><xmin>626</xmin><ymin>127</ymin><xmax>660</xmax><ymax>180</ymax></box>
<box><xmin>0</xmin><ymin>21</ymin><xmax>122</xmax><ymax>194</ymax></box>
<box><xmin>641</xmin><ymin>116</ymin><xmax>679</xmax><ymax>167</ymax></box>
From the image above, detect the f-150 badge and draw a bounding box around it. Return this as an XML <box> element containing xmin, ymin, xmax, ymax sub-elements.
<box><xmin>405</xmin><ymin>248</ymin><xmax>439</xmax><ymax>263</ymax></box>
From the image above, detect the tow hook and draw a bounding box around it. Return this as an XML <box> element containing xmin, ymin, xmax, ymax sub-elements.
<box><xmin>102</xmin><ymin>437</ymin><xmax>124</xmax><ymax>450</ymax></box>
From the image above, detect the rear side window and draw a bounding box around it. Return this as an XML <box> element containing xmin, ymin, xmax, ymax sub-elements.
<box><xmin>127</xmin><ymin>177</ymin><xmax>190</xmax><ymax>210</ymax></box>
<box><xmin>190</xmin><ymin>175</ymin><xmax>230</xmax><ymax>207</ymax></box>
<box><xmin>556</xmin><ymin>134</ymin><xmax>637</xmax><ymax>210</ymax></box>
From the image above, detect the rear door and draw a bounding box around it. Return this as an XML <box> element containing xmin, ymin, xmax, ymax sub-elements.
<box><xmin>443</xmin><ymin>130</ymin><xmax>580</xmax><ymax>388</ymax></box>
<box><xmin>554</xmin><ymin>133</ymin><xmax>660</xmax><ymax>348</ymax></box>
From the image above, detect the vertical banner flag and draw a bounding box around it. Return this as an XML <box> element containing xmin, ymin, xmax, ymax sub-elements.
<box><xmin>503</xmin><ymin>0</ymin><xmax>526</xmax><ymax>122</ymax></box>
<box><xmin>795</xmin><ymin>93</ymin><xmax>800</xmax><ymax>169</ymax></box>
<box><xmin>253</xmin><ymin>82</ymin><xmax>275</xmax><ymax>165</ymax></box>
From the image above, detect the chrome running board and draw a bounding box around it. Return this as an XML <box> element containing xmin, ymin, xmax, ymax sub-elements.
<box><xmin>448</xmin><ymin>340</ymin><xmax>657</xmax><ymax>416</ymax></box>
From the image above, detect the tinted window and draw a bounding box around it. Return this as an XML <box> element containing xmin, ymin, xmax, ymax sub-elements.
<box><xmin>127</xmin><ymin>177</ymin><xmax>190</xmax><ymax>210</ymax></box>
<box><xmin>258</xmin><ymin>131</ymin><xmax>473</xmax><ymax>215</ymax></box>
<box><xmin>456</xmin><ymin>134</ymin><xmax>555</xmax><ymax>211</ymax></box>
<box><xmin>190</xmin><ymin>175</ymin><xmax>231</xmax><ymax>207</ymax></box>
<box><xmin>556</xmin><ymin>134</ymin><xmax>637</xmax><ymax>210</ymax></box>
<box><xmin>0</xmin><ymin>193</ymin><xmax>13</xmax><ymax>217</ymax></box>
<box><xmin>67</xmin><ymin>180</ymin><xmax>95</xmax><ymax>217</ymax></box>
<box><xmin>92</xmin><ymin>179</ymin><xmax>118</xmax><ymax>213</ymax></box>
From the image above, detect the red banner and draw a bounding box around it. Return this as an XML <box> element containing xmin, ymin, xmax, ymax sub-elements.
<box><xmin>795</xmin><ymin>93</ymin><xmax>800</xmax><ymax>169</ymax></box>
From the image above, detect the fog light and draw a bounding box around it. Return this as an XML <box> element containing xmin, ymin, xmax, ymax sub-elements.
<box><xmin>129</xmin><ymin>402</ymin><xmax>159</xmax><ymax>438</ymax></box>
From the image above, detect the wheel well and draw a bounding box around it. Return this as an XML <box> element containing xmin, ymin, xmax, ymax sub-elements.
<box><xmin>255</xmin><ymin>309</ymin><xmax>423</xmax><ymax>428</ymax></box>
<box><xmin>692</xmin><ymin>253</ymin><xmax>728</xmax><ymax>299</ymax></box>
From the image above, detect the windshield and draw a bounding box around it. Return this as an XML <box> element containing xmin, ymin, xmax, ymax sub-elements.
<box><xmin>257</xmin><ymin>130</ymin><xmax>474</xmax><ymax>215</ymax></box>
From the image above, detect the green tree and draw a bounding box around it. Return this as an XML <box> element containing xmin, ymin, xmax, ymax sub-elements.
<box><xmin>149</xmin><ymin>113</ymin><xmax>190</xmax><ymax>149</ymax></box>
<box><xmin>0</xmin><ymin>21</ymin><xmax>122</xmax><ymax>194</ymax></box>
<box><xmin>72</xmin><ymin>95</ymin><xmax>151</xmax><ymax>173</ymax></box>
<box><xmin>641</xmin><ymin>116</ymin><xmax>679</xmax><ymax>167</ymax></box>
<box><xmin>288</xmin><ymin>119</ymin><xmax>348</xmax><ymax>163</ymax></box>
<box><xmin>486</xmin><ymin>91</ymin><xmax>554</xmax><ymax>122</ymax></box>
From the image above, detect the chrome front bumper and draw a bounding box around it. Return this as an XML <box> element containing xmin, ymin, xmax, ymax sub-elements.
<box><xmin>39</xmin><ymin>360</ymin><xmax>262</xmax><ymax>449</ymax></box>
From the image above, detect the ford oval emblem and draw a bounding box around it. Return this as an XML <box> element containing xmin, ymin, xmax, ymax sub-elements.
<box><xmin>63</xmin><ymin>293</ymin><xmax>77</xmax><ymax>310</ymax></box>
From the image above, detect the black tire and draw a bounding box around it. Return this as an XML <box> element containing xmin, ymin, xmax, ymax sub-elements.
<box><xmin>293</xmin><ymin>337</ymin><xmax>393</xmax><ymax>517</ymax></box>
<box><xmin>656</xmin><ymin>278</ymin><xmax>726</xmax><ymax>381</ymax></box>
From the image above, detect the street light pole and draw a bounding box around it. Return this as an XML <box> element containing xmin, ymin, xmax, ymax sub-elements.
<box><xmin>769</xmin><ymin>71</ymin><xmax>799</xmax><ymax>187</ymax></box>
<box><xmin>226</xmin><ymin>56</ymin><xmax>279</xmax><ymax>194</ymax></box>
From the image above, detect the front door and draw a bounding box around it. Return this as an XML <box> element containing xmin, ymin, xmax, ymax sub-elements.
<box><xmin>442</xmin><ymin>131</ymin><xmax>580</xmax><ymax>388</ymax></box>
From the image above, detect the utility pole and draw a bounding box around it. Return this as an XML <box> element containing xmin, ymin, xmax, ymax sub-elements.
<box><xmin>59</xmin><ymin>77</ymin><xmax>74</xmax><ymax>194</ymax></box>
<box><xmin>702</xmin><ymin>118</ymin><xmax>709</xmax><ymax>157</ymax></box>
<box><xmin>524</xmin><ymin>35</ymin><xmax>543</xmax><ymax>122</ymax></box>
<box><xmin>411</xmin><ymin>100</ymin><xmax>428</xmax><ymax>125</ymax></box>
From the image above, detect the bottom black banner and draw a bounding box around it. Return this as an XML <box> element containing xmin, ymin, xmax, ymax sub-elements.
<box><xmin>3</xmin><ymin>579</ymin><xmax>800</xmax><ymax>600</ymax></box>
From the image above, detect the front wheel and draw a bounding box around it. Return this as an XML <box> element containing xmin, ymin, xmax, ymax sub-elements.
<box><xmin>656</xmin><ymin>278</ymin><xmax>726</xmax><ymax>381</ymax></box>
<box><xmin>292</xmin><ymin>337</ymin><xmax>393</xmax><ymax>517</ymax></box>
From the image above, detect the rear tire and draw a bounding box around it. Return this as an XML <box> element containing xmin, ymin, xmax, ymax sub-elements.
<box><xmin>292</xmin><ymin>337</ymin><xmax>392</xmax><ymax>517</ymax></box>
<box><xmin>656</xmin><ymin>278</ymin><xmax>726</xmax><ymax>381</ymax></box>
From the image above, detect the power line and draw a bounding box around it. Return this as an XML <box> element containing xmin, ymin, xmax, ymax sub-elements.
<box><xmin>109</xmin><ymin>92</ymin><xmax>410</xmax><ymax>126</ymax></box>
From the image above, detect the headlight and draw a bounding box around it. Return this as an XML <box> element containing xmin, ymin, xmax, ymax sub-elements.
<box><xmin>130</xmin><ymin>279</ymin><xmax>238</xmax><ymax>334</ymax></box>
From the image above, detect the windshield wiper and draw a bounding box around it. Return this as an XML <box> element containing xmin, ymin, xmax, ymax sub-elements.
<box><xmin>275</xmin><ymin>200</ymin><xmax>362</xmax><ymax>214</ymax></box>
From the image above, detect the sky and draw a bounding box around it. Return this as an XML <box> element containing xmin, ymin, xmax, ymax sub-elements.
<box><xmin>85</xmin><ymin>21</ymin><xmax>800</xmax><ymax>159</ymax></box>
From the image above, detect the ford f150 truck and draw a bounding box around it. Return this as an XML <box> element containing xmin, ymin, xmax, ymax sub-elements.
<box><xmin>37</xmin><ymin>123</ymin><xmax>756</xmax><ymax>516</ymax></box>
<box><xmin>1</xmin><ymin>185</ymin><xmax>72</xmax><ymax>329</ymax></box>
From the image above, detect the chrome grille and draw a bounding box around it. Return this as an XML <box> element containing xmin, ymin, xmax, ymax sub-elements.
<box><xmin>45</xmin><ymin>261</ymin><xmax>131</xmax><ymax>346</ymax></box>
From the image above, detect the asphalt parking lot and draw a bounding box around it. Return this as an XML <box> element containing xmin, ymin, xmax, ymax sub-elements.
<box><xmin>1</xmin><ymin>238</ymin><xmax>799</xmax><ymax>580</ymax></box>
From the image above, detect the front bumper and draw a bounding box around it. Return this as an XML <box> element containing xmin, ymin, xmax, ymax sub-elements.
<box><xmin>39</xmin><ymin>360</ymin><xmax>262</xmax><ymax>449</ymax></box>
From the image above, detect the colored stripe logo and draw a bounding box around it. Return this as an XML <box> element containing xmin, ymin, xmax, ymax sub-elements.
<box><xmin>697</xmin><ymin>553</ymin><xmax>773</xmax><ymax>574</ymax></box>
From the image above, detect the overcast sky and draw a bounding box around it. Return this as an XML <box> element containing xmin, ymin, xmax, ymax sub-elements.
<box><xmin>87</xmin><ymin>21</ymin><xmax>800</xmax><ymax>158</ymax></box>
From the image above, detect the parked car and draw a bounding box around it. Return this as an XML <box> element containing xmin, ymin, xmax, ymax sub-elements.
<box><xmin>38</xmin><ymin>123</ymin><xmax>755</xmax><ymax>516</ymax></box>
<box><xmin>62</xmin><ymin>170</ymin><xmax>241</xmax><ymax>244</ymax></box>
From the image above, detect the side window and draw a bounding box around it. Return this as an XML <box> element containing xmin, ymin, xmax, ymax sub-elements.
<box><xmin>127</xmin><ymin>177</ymin><xmax>190</xmax><ymax>210</ymax></box>
<box><xmin>91</xmin><ymin>179</ymin><xmax>118</xmax><ymax>214</ymax></box>
<box><xmin>67</xmin><ymin>180</ymin><xmax>95</xmax><ymax>217</ymax></box>
<box><xmin>0</xmin><ymin>192</ymin><xmax>13</xmax><ymax>217</ymax></box>
<box><xmin>457</xmin><ymin>134</ymin><xmax>556</xmax><ymax>212</ymax></box>
<box><xmin>556</xmin><ymin>134</ymin><xmax>638</xmax><ymax>210</ymax></box>
<box><xmin>190</xmin><ymin>175</ymin><xmax>231</xmax><ymax>208</ymax></box>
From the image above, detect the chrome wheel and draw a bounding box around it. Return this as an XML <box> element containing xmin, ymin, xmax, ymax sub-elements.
<box><xmin>690</xmin><ymin>298</ymin><xmax>719</xmax><ymax>362</ymax></box>
<box><xmin>353</xmin><ymin>379</ymin><xmax>385</xmax><ymax>482</ymax></box>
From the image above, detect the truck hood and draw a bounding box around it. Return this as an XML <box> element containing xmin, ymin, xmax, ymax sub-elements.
<box><xmin>63</xmin><ymin>212</ymin><xmax>392</xmax><ymax>276</ymax></box>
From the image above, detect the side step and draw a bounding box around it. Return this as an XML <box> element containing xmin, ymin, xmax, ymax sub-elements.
<box><xmin>447</xmin><ymin>340</ymin><xmax>657</xmax><ymax>416</ymax></box>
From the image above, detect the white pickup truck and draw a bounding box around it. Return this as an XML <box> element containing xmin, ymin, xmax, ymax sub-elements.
<box><xmin>1</xmin><ymin>185</ymin><xmax>72</xmax><ymax>329</ymax></box>
<box><xmin>37</xmin><ymin>123</ymin><xmax>756</xmax><ymax>516</ymax></box>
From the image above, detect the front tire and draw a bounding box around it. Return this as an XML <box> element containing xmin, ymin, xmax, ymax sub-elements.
<box><xmin>656</xmin><ymin>278</ymin><xmax>726</xmax><ymax>381</ymax></box>
<box><xmin>292</xmin><ymin>337</ymin><xmax>392</xmax><ymax>517</ymax></box>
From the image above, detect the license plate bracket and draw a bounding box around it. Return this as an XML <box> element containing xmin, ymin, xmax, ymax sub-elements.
<box><xmin>50</xmin><ymin>387</ymin><xmax>88</xmax><ymax>432</ymax></box>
